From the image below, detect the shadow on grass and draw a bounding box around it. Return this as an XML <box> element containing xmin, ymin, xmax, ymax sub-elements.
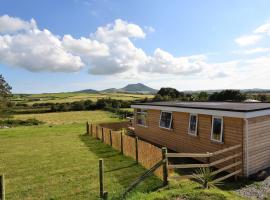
<box><xmin>79</xmin><ymin>134</ymin><xmax>163</xmax><ymax>199</ymax></box>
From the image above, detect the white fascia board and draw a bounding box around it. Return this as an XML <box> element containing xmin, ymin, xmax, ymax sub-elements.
<box><xmin>131</xmin><ymin>105</ymin><xmax>270</xmax><ymax>119</ymax></box>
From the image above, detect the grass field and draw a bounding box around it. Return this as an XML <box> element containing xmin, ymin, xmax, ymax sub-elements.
<box><xmin>12</xmin><ymin>92</ymin><xmax>154</xmax><ymax>105</ymax></box>
<box><xmin>13</xmin><ymin>110</ymin><xmax>122</xmax><ymax>125</ymax></box>
<box><xmin>1</xmin><ymin>111</ymin><xmax>245</xmax><ymax>200</ymax></box>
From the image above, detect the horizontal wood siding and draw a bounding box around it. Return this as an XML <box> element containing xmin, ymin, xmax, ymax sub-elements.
<box><xmin>134</xmin><ymin>109</ymin><xmax>243</xmax><ymax>174</ymax></box>
<box><xmin>247</xmin><ymin>115</ymin><xmax>270</xmax><ymax>175</ymax></box>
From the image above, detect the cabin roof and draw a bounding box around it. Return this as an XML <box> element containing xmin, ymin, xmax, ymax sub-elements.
<box><xmin>132</xmin><ymin>101</ymin><xmax>270</xmax><ymax>112</ymax></box>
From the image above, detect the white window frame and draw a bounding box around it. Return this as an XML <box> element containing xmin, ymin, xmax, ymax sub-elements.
<box><xmin>159</xmin><ymin>111</ymin><xmax>173</xmax><ymax>130</ymax></box>
<box><xmin>188</xmin><ymin>114</ymin><xmax>198</xmax><ymax>136</ymax></box>
<box><xmin>211</xmin><ymin>116</ymin><xmax>224</xmax><ymax>143</ymax></box>
<box><xmin>136</xmin><ymin>109</ymin><xmax>148</xmax><ymax>127</ymax></box>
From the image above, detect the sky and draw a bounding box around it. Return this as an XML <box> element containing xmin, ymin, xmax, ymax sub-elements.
<box><xmin>0</xmin><ymin>0</ymin><xmax>270</xmax><ymax>93</ymax></box>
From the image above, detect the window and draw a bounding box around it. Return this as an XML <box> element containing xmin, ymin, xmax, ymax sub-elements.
<box><xmin>188</xmin><ymin>114</ymin><xmax>198</xmax><ymax>136</ymax></box>
<box><xmin>211</xmin><ymin>116</ymin><xmax>223</xmax><ymax>143</ymax></box>
<box><xmin>159</xmin><ymin>111</ymin><xmax>173</xmax><ymax>129</ymax></box>
<box><xmin>136</xmin><ymin>109</ymin><xmax>148</xmax><ymax>127</ymax></box>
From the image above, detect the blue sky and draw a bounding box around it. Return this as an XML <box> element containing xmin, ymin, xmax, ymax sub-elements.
<box><xmin>1</xmin><ymin>0</ymin><xmax>270</xmax><ymax>93</ymax></box>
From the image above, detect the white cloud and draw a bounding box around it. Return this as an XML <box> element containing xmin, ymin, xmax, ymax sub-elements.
<box><xmin>62</xmin><ymin>34</ymin><xmax>109</xmax><ymax>57</ymax></box>
<box><xmin>235</xmin><ymin>35</ymin><xmax>262</xmax><ymax>46</ymax></box>
<box><xmin>244</xmin><ymin>47</ymin><xmax>270</xmax><ymax>54</ymax></box>
<box><xmin>254</xmin><ymin>22</ymin><xmax>270</xmax><ymax>34</ymax></box>
<box><xmin>0</xmin><ymin>15</ymin><xmax>37</xmax><ymax>33</ymax></box>
<box><xmin>0</xmin><ymin>16</ymin><xmax>84</xmax><ymax>72</ymax></box>
<box><xmin>0</xmin><ymin>15</ymin><xmax>239</xmax><ymax>79</ymax></box>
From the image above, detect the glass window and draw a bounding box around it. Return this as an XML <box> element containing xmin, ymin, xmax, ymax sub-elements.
<box><xmin>159</xmin><ymin>111</ymin><xmax>172</xmax><ymax>129</ymax></box>
<box><xmin>136</xmin><ymin>109</ymin><xmax>147</xmax><ymax>126</ymax></box>
<box><xmin>211</xmin><ymin>116</ymin><xmax>223</xmax><ymax>142</ymax></box>
<box><xmin>188</xmin><ymin>114</ymin><xmax>198</xmax><ymax>136</ymax></box>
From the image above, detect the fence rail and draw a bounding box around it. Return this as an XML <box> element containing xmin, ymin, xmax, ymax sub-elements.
<box><xmin>167</xmin><ymin>144</ymin><xmax>242</xmax><ymax>182</ymax></box>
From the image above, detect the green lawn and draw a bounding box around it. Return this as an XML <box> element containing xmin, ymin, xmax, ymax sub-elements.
<box><xmin>0</xmin><ymin>124</ymin><xmax>161</xmax><ymax>200</ymax></box>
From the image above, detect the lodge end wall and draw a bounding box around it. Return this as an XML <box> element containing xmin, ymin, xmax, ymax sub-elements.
<box><xmin>247</xmin><ymin>115</ymin><xmax>270</xmax><ymax>175</ymax></box>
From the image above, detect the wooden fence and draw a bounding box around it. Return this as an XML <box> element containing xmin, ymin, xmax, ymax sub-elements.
<box><xmin>0</xmin><ymin>174</ymin><xmax>5</xmax><ymax>200</ymax></box>
<box><xmin>167</xmin><ymin>144</ymin><xmax>242</xmax><ymax>182</ymax></box>
<box><xmin>87</xmin><ymin>123</ymin><xmax>163</xmax><ymax>178</ymax></box>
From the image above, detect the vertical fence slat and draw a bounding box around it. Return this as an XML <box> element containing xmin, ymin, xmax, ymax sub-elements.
<box><xmin>102</xmin><ymin>128</ymin><xmax>104</xmax><ymax>142</ymax></box>
<box><xmin>86</xmin><ymin>122</ymin><xmax>89</xmax><ymax>134</ymax></box>
<box><xmin>120</xmin><ymin>131</ymin><xmax>123</xmax><ymax>154</ymax></box>
<box><xmin>109</xmin><ymin>130</ymin><xmax>112</xmax><ymax>146</ymax></box>
<box><xmin>135</xmin><ymin>137</ymin><xmax>139</xmax><ymax>163</ymax></box>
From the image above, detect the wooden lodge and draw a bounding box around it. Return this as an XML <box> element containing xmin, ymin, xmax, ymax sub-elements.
<box><xmin>131</xmin><ymin>101</ymin><xmax>270</xmax><ymax>177</ymax></box>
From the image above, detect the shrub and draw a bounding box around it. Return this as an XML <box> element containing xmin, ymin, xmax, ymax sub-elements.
<box><xmin>0</xmin><ymin>118</ymin><xmax>44</xmax><ymax>127</ymax></box>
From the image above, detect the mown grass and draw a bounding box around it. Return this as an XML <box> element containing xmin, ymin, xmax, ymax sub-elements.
<box><xmin>13</xmin><ymin>110</ymin><xmax>122</xmax><ymax>125</ymax></box>
<box><xmin>0</xmin><ymin>123</ymin><xmax>161</xmax><ymax>200</ymax></box>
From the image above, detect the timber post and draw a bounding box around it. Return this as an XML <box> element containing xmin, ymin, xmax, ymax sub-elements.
<box><xmin>162</xmin><ymin>147</ymin><xmax>168</xmax><ymax>186</ymax></box>
<box><xmin>109</xmin><ymin>130</ymin><xmax>112</xmax><ymax>146</ymax></box>
<box><xmin>101</xmin><ymin>128</ymin><xmax>104</xmax><ymax>142</ymax></box>
<box><xmin>0</xmin><ymin>174</ymin><xmax>5</xmax><ymax>200</ymax></box>
<box><xmin>99</xmin><ymin>159</ymin><xmax>105</xmax><ymax>199</ymax></box>
<box><xmin>86</xmin><ymin>122</ymin><xmax>89</xmax><ymax>134</ymax></box>
<box><xmin>135</xmin><ymin>137</ymin><xmax>139</xmax><ymax>163</ymax></box>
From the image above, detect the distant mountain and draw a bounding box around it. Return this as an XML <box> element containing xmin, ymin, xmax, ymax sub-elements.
<box><xmin>74</xmin><ymin>83</ymin><xmax>157</xmax><ymax>94</ymax></box>
<box><xmin>120</xmin><ymin>83</ymin><xmax>157</xmax><ymax>94</ymax></box>
<box><xmin>75</xmin><ymin>89</ymin><xmax>98</xmax><ymax>93</ymax></box>
<box><xmin>100</xmin><ymin>88</ymin><xmax>119</xmax><ymax>93</ymax></box>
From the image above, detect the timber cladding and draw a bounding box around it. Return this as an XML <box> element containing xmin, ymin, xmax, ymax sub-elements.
<box><xmin>134</xmin><ymin>109</ymin><xmax>244</xmax><ymax>174</ymax></box>
<box><xmin>247</xmin><ymin>115</ymin><xmax>270</xmax><ymax>175</ymax></box>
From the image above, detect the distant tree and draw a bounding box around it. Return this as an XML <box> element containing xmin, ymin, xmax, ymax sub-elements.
<box><xmin>257</xmin><ymin>94</ymin><xmax>267</xmax><ymax>102</ymax></box>
<box><xmin>0</xmin><ymin>74</ymin><xmax>12</xmax><ymax>118</ymax></box>
<box><xmin>208</xmin><ymin>90</ymin><xmax>246</xmax><ymax>102</ymax></box>
<box><xmin>156</xmin><ymin>87</ymin><xmax>183</xmax><ymax>99</ymax></box>
<box><xmin>197</xmin><ymin>91</ymin><xmax>209</xmax><ymax>101</ymax></box>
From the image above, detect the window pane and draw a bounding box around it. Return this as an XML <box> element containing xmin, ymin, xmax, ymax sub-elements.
<box><xmin>136</xmin><ymin>109</ymin><xmax>147</xmax><ymax>126</ymax></box>
<box><xmin>160</xmin><ymin>112</ymin><xmax>172</xmax><ymax>129</ymax></box>
<box><xmin>189</xmin><ymin>115</ymin><xmax>197</xmax><ymax>134</ymax></box>
<box><xmin>212</xmin><ymin>118</ymin><xmax>222</xmax><ymax>141</ymax></box>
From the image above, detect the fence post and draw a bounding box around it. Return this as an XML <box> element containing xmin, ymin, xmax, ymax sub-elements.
<box><xmin>135</xmin><ymin>137</ymin><xmax>139</xmax><ymax>163</ymax></box>
<box><xmin>162</xmin><ymin>147</ymin><xmax>168</xmax><ymax>186</ymax></box>
<box><xmin>90</xmin><ymin>123</ymin><xmax>93</xmax><ymax>136</ymax></box>
<box><xmin>120</xmin><ymin>131</ymin><xmax>123</xmax><ymax>154</ymax></box>
<box><xmin>109</xmin><ymin>130</ymin><xmax>112</xmax><ymax>146</ymax></box>
<box><xmin>0</xmin><ymin>174</ymin><xmax>5</xmax><ymax>200</ymax></box>
<box><xmin>86</xmin><ymin>122</ymin><xmax>89</xmax><ymax>134</ymax></box>
<box><xmin>96</xmin><ymin>126</ymin><xmax>98</xmax><ymax>139</ymax></box>
<box><xmin>101</xmin><ymin>128</ymin><xmax>104</xmax><ymax>142</ymax></box>
<box><xmin>99</xmin><ymin>159</ymin><xmax>105</xmax><ymax>199</ymax></box>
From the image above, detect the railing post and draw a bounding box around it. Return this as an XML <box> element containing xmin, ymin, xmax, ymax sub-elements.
<box><xmin>135</xmin><ymin>137</ymin><xmax>139</xmax><ymax>163</ymax></box>
<box><xmin>109</xmin><ymin>130</ymin><xmax>112</xmax><ymax>146</ymax></box>
<box><xmin>0</xmin><ymin>174</ymin><xmax>5</xmax><ymax>200</ymax></box>
<box><xmin>101</xmin><ymin>128</ymin><xmax>104</xmax><ymax>142</ymax></box>
<box><xmin>99</xmin><ymin>159</ymin><xmax>105</xmax><ymax>199</ymax></box>
<box><xmin>120</xmin><ymin>131</ymin><xmax>123</xmax><ymax>154</ymax></box>
<box><xmin>86</xmin><ymin>122</ymin><xmax>89</xmax><ymax>134</ymax></box>
<box><xmin>162</xmin><ymin>147</ymin><xmax>168</xmax><ymax>186</ymax></box>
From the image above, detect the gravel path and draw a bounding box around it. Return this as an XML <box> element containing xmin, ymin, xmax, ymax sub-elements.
<box><xmin>236</xmin><ymin>176</ymin><xmax>270</xmax><ymax>199</ymax></box>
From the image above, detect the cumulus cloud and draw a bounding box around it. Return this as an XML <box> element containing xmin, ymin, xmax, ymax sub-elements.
<box><xmin>0</xmin><ymin>15</ymin><xmax>37</xmax><ymax>33</ymax></box>
<box><xmin>62</xmin><ymin>34</ymin><xmax>109</xmax><ymax>57</ymax></box>
<box><xmin>0</xmin><ymin>15</ymin><xmax>234</xmax><ymax>78</ymax></box>
<box><xmin>0</xmin><ymin>29</ymin><xmax>84</xmax><ymax>72</ymax></box>
<box><xmin>235</xmin><ymin>35</ymin><xmax>262</xmax><ymax>46</ymax></box>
